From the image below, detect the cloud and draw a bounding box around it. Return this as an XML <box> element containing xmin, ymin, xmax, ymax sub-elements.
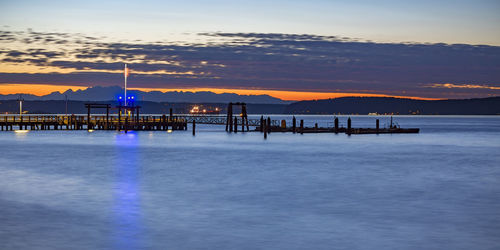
<box><xmin>0</xmin><ymin>30</ymin><xmax>499</xmax><ymax>99</ymax></box>
<box><xmin>426</xmin><ymin>83</ymin><xmax>500</xmax><ymax>90</ymax></box>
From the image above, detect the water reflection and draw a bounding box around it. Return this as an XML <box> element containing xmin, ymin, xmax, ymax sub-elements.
<box><xmin>113</xmin><ymin>131</ymin><xmax>142</xmax><ymax>250</ymax></box>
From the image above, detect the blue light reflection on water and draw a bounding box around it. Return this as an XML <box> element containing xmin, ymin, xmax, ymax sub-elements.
<box><xmin>113</xmin><ymin>131</ymin><xmax>142</xmax><ymax>250</ymax></box>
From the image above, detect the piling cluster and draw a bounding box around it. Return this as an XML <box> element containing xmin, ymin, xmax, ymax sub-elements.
<box><xmin>255</xmin><ymin>116</ymin><xmax>418</xmax><ymax>138</ymax></box>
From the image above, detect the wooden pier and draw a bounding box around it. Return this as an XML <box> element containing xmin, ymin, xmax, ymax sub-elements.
<box><xmin>0</xmin><ymin>114</ymin><xmax>187</xmax><ymax>131</ymax></box>
<box><xmin>0</xmin><ymin>113</ymin><xmax>419</xmax><ymax>136</ymax></box>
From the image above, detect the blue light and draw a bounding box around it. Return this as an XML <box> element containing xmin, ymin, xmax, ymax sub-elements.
<box><xmin>113</xmin><ymin>131</ymin><xmax>140</xmax><ymax>249</ymax></box>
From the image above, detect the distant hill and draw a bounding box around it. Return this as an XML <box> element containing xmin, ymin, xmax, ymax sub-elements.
<box><xmin>285</xmin><ymin>97</ymin><xmax>500</xmax><ymax>115</ymax></box>
<box><xmin>0</xmin><ymin>86</ymin><xmax>289</xmax><ymax>104</ymax></box>
<box><xmin>1</xmin><ymin>96</ymin><xmax>500</xmax><ymax>115</ymax></box>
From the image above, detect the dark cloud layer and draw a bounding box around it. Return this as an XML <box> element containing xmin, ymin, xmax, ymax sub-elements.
<box><xmin>1</xmin><ymin>30</ymin><xmax>499</xmax><ymax>98</ymax></box>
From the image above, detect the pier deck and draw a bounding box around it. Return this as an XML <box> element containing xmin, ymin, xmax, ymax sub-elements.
<box><xmin>0</xmin><ymin>115</ymin><xmax>188</xmax><ymax>131</ymax></box>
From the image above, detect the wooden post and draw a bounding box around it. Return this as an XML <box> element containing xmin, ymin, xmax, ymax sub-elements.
<box><xmin>300</xmin><ymin>119</ymin><xmax>304</xmax><ymax>134</ymax></box>
<box><xmin>245</xmin><ymin>114</ymin><xmax>249</xmax><ymax>132</ymax></box>
<box><xmin>315</xmin><ymin>123</ymin><xmax>318</xmax><ymax>131</ymax></box>
<box><xmin>264</xmin><ymin>122</ymin><xmax>267</xmax><ymax>139</ymax></box>
<box><xmin>292</xmin><ymin>116</ymin><xmax>296</xmax><ymax>133</ymax></box>
<box><xmin>347</xmin><ymin>117</ymin><xmax>352</xmax><ymax>135</ymax></box>
<box><xmin>334</xmin><ymin>117</ymin><xmax>339</xmax><ymax>133</ymax></box>
<box><xmin>162</xmin><ymin>114</ymin><xmax>167</xmax><ymax>130</ymax></box>
<box><xmin>234</xmin><ymin>116</ymin><xmax>238</xmax><ymax>133</ymax></box>
<box><xmin>192</xmin><ymin>120</ymin><xmax>196</xmax><ymax>136</ymax></box>
<box><xmin>226</xmin><ymin>103</ymin><xmax>233</xmax><ymax>132</ymax></box>
<box><xmin>376</xmin><ymin>119</ymin><xmax>380</xmax><ymax>133</ymax></box>
<box><xmin>169</xmin><ymin>108</ymin><xmax>173</xmax><ymax>121</ymax></box>
<box><xmin>242</xmin><ymin>104</ymin><xmax>249</xmax><ymax>132</ymax></box>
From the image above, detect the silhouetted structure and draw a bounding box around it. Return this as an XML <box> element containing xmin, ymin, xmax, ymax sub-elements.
<box><xmin>85</xmin><ymin>103</ymin><xmax>111</xmax><ymax>130</ymax></box>
<box><xmin>225</xmin><ymin>102</ymin><xmax>249</xmax><ymax>132</ymax></box>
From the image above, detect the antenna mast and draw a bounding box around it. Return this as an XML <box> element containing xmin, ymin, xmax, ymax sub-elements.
<box><xmin>18</xmin><ymin>95</ymin><xmax>24</xmax><ymax>116</ymax></box>
<box><xmin>124</xmin><ymin>64</ymin><xmax>128</xmax><ymax>106</ymax></box>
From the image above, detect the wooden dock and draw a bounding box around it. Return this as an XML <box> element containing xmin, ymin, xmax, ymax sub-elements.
<box><xmin>256</xmin><ymin>116</ymin><xmax>419</xmax><ymax>136</ymax></box>
<box><xmin>0</xmin><ymin>115</ymin><xmax>187</xmax><ymax>131</ymax></box>
<box><xmin>0</xmin><ymin>114</ymin><xmax>419</xmax><ymax>136</ymax></box>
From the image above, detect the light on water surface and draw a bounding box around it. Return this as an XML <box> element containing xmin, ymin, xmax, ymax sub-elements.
<box><xmin>113</xmin><ymin>131</ymin><xmax>142</xmax><ymax>249</ymax></box>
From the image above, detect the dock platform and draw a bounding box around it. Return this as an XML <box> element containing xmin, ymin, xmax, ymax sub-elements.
<box><xmin>0</xmin><ymin>115</ymin><xmax>188</xmax><ymax>131</ymax></box>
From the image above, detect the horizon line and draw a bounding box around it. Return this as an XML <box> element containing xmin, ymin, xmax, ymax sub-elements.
<box><xmin>0</xmin><ymin>83</ymin><xmax>443</xmax><ymax>101</ymax></box>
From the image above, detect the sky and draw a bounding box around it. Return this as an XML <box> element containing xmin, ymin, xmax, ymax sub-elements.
<box><xmin>1</xmin><ymin>0</ymin><xmax>499</xmax><ymax>100</ymax></box>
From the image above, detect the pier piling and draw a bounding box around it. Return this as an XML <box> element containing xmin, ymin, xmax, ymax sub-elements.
<box><xmin>347</xmin><ymin>117</ymin><xmax>352</xmax><ymax>135</ymax></box>
<box><xmin>234</xmin><ymin>116</ymin><xmax>238</xmax><ymax>133</ymax></box>
<box><xmin>334</xmin><ymin>117</ymin><xmax>339</xmax><ymax>133</ymax></box>
<box><xmin>192</xmin><ymin>120</ymin><xmax>196</xmax><ymax>136</ymax></box>
<box><xmin>264</xmin><ymin>122</ymin><xmax>267</xmax><ymax>139</ymax></box>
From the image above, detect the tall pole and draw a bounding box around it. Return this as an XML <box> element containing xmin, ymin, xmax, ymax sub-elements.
<box><xmin>18</xmin><ymin>95</ymin><xmax>23</xmax><ymax>116</ymax></box>
<box><xmin>124</xmin><ymin>64</ymin><xmax>128</xmax><ymax>107</ymax></box>
<box><xmin>65</xmin><ymin>95</ymin><xmax>68</xmax><ymax>115</ymax></box>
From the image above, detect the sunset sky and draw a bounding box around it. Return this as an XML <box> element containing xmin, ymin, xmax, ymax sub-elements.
<box><xmin>1</xmin><ymin>0</ymin><xmax>499</xmax><ymax>100</ymax></box>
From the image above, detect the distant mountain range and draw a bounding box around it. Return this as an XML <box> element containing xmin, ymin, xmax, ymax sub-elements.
<box><xmin>1</xmin><ymin>96</ymin><xmax>499</xmax><ymax>115</ymax></box>
<box><xmin>0</xmin><ymin>86</ymin><xmax>289</xmax><ymax>104</ymax></box>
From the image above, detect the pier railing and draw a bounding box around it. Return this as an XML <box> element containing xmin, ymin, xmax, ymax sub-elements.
<box><xmin>0</xmin><ymin>114</ymin><xmax>277</xmax><ymax>125</ymax></box>
<box><xmin>178</xmin><ymin>115</ymin><xmax>279</xmax><ymax>126</ymax></box>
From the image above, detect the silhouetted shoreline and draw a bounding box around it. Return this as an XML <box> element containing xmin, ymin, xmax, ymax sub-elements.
<box><xmin>1</xmin><ymin>96</ymin><xmax>499</xmax><ymax>115</ymax></box>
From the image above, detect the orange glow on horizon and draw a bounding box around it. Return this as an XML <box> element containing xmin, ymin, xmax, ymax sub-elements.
<box><xmin>128</xmin><ymin>87</ymin><xmax>439</xmax><ymax>101</ymax></box>
<box><xmin>0</xmin><ymin>84</ymin><xmax>438</xmax><ymax>100</ymax></box>
<box><xmin>0</xmin><ymin>84</ymin><xmax>87</xmax><ymax>96</ymax></box>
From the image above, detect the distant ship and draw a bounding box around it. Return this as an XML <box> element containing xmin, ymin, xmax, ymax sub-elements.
<box><xmin>189</xmin><ymin>105</ymin><xmax>220</xmax><ymax>115</ymax></box>
<box><xmin>368</xmin><ymin>112</ymin><xmax>379</xmax><ymax>116</ymax></box>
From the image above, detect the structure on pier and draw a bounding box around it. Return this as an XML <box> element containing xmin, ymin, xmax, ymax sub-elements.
<box><xmin>225</xmin><ymin>102</ymin><xmax>249</xmax><ymax>132</ymax></box>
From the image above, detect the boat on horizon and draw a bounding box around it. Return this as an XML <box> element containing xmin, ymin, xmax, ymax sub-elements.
<box><xmin>189</xmin><ymin>105</ymin><xmax>221</xmax><ymax>115</ymax></box>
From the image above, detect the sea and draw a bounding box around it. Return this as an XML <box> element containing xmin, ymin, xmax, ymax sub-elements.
<box><xmin>0</xmin><ymin>115</ymin><xmax>499</xmax><ymax>250</ymax></box>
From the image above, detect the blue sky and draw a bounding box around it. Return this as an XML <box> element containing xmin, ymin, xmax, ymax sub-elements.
<box><xmin>0</xmin><ymin>0</ymin><xmax>499</xmax><ymax>99</ymax></box>
<box><xmin>1</xmin><ymin>0</ymin><xmax>499</xmax><ymax>45</ymax></box>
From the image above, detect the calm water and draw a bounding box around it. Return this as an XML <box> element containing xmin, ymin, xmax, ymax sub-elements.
<box><xmin>1</xmin><ymin>115</ymin><xmax>499</xmax><ymax>250</ymax></box>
